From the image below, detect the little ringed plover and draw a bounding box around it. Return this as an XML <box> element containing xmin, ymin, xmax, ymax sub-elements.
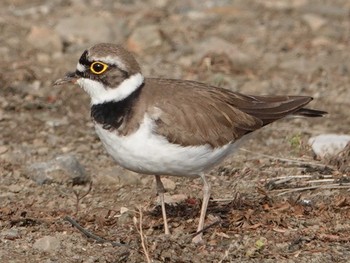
<box><xmin>54</xmin><ymin>43</ymin><xmax>327</xmax><ymax>243</ymax></box>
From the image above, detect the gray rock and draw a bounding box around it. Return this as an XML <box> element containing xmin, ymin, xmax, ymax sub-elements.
<box><xmin>239</xmin><ymin>79</ymin><xmax>270</xmax><ymax>94</ymax></box>
<box><xmin>0</xmin><ymin>145</ymin><xmax>8</xmax><ymax>154</ymax></box>
<box><xmin>160</xmin><ymin>178</ymin><xmax>176</xmax><ymax>191</ymax></box>
<box><xmin>162</xmin><ymin>194</ymin><xmax>187</xmax><ymax>204</ymax></box>
<box><xmin>7</xmin><ymin>184</ymin><xmax>22</xmax><ymax>193</ymax></box>
<box><xmin>279</xmin><ymin>58</ymin><xmax>320</xmax><ymax>74</ymax></box>
<box><xmin>55</xmin><ymin>16</ymin><xmax>114</xmax><ymax>45</ymax></box>
<box><xmin>260</xmin><ymin>0</ymin><xmax>307</xmax><ymax>11</ymax></box>
<box><xmin>94</xmin><ymin>166</ymin><xmax>142</xmax><ymax>186</ymax></box>
<box><xmin>308</xmin><ymin>134</ymin><xmax>350</xmax><ymax>158</ymax></box>
<box><xmin>45</xmin><ymin>118</ymin><xmax>69</xmax><ymax>128</ymax></box>
<box><xmin>193</xmin><ymin>37</ymin><xmax>256</xmax><ymax>70</ymax></box>
<box><xmin>1</xmin><ymin>146</ymin><xmax>33</xmax><ymax>165</ymax></box>
<box><xmin>1</xmin><ymin>229</ymin><xmax>20</xmax><ymax>240</ymax></box>
<box><xmin>127</xmin><ymin>25</ymin><xmax>170</xmax><ymax>54</ymax></box>
<box><xmin>302</xmin><ymin>14</ymin><xmax>327</xmax><ymax>32</ymax></box>
<box><xmin>311</xmin><ymin>36</ymin><xmax>333</xmax><ymax>47</ymax></box>
<box><xmin>261</xmin><ymin>52</ymin><xmax>279</xmax><ymax>72</ymax></box>
<box><xmin>302</xmin><ymin>4</ymin><xmax>349</xmax><ymax>19</ymax></box>
<box><xmin>116</xmin><ymin>171</ymin><xmax>142</xmax><ymax>186</ymax></box>
<box><xmin>26</xmin><ymin>26</ymin><xmax>63</xmax><ymax>53</ymax></box>
<box><xmin>33</xmin><ymin>236</ymin><xmax>61</xmax><ymax>252</ymax></box>
<box><xmin>9</xmin><ymin>3</ymin><xmax>51</xmax><ymax>17</ymax></box>
<box><xmin>15</xmin><ymin>80</ymin><xmax>43</xmax><ymax>97</ymax></box>
<box><xmin>27</xmin><ymin>154</ymin><xmax>90</xmax><ymax>185</ymax></box>
<box><xmin>117</xmin><ymin>207</ymin><xmax>134</xmax><ymax>225</ymax></box>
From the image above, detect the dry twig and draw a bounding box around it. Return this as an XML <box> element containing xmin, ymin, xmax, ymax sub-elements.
<box><xmin>240</xmin><ymin>148</ymin><xmax>332</xmax><ymax>170</ymax></box>
<box><xmin>134</xmin><ymin>207</ymin><xmax>152</xmax><ymax>263</ymax></box>
<box><xmin>191</xmin><ymin>219</ymin><xmax>221</xmax><ymax>238</ymax></box>
<box><xmin>73</xmin><ymin>181</ymin><xmax>93</xmax><ymax>214</ymax></box>
<box><xmin>268</xmin><ymin>174</ymin><xmax>333</xmax><ymax>180</ymax></box>
<box><xmin>275</xmin><ymin>184</ymin><xmax>350</xmax><ymax>196</ymax></box>
<box><xmin>64</xmin><ymin>216</ymin><xmax>128</xmax><ymax>247</ymax></box>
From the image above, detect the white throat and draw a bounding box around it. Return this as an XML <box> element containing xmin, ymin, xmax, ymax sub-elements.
<box><xmin>77</xmin><ymin>73</ymin><xmax>144</xmax><ymax>104</ymax></box>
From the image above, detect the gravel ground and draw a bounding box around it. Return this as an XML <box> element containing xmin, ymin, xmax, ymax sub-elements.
<box><xmin>1</xmin><ymin>0</ymin><xmax>349</xmax><ymax>262</ymax></box>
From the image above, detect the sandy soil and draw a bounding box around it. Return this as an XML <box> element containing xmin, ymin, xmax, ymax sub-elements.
<box><xmin>1</xmin><ymin>0</ymin><xmax>349</xmax><ymax>262</ymax></box>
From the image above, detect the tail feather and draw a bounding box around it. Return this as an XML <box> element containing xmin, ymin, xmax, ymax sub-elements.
<box><xmin>235</xmin><ymin>95</ymin><xmax>327</xmax><ymax>125</ymax></box>
<box><xmin>293</xmin><ymin>108</ymin><xmax>327</xmax><ymax>117</ymax></box>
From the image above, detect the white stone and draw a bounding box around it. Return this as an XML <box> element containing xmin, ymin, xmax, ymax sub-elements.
<box><xmin>161</xmin><ymin>178</ymin><xmax>176</xmax><ymax>191</ymax></box>
<box><xmin>33</xmin><ymin>236</ymin><xmax>61</xmax><ymax>252</ymax></box>
<box><xmin>160</xmin><ymin>194</ymin><xmax>188</xmax><ymax>204</ymax></box>
<box><xmin>302</xmin><ymin>14</ymin><xmax>327</xmax><ymax>31</ymax></box>
<box><xmin>308</xmin><ymin>134</ymin><xmax>350</xmax><ymax>158</ymax></box>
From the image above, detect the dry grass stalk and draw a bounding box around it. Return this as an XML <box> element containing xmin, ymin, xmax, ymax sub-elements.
<box><xmin>134</xmin><ymin>207</ymin><xmax>152</xmax><ymax>263</ymax></box>
<box><xmin>276</xmin><ymin>184</ymin><xmax>350</xmax><ymax>196</ymax></box>
<box><xmin>240</xmin><ymin>148</ymin><xmax>332</xmax><ymax>169</ymax></box>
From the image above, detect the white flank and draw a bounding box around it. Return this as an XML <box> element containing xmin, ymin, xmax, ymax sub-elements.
<box><xmin>77</xmin><ymin>73</ymin><xmax>144</xmax><ymax>104</ymax></box>
<box><xmin>94</xmin><ymin>113</ymin><xmax>243</xmax><ymax>177</ymax></box>
<box><xmin>76</xmin><ymin>62</ymin><xmax>85</xmax><ymax>72</ymax></box>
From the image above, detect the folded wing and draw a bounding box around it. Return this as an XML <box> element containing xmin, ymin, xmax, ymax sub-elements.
<box><xmin>144</xmin><ymin>78</ymin><xmax>325</xmax><ymax>148</ymax></box>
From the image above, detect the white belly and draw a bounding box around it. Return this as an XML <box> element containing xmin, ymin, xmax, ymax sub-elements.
<box><xmin>94</xmin><ymin>115</ymin><xmax>242</xmax><ymax>177</ymax></box>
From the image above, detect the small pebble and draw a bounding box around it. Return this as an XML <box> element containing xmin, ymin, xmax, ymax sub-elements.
<box><xmin>1</xmin><ymin>229</ymin><xmax>20</xmax><ymax>240</ymax></box>
<box><xmin>33</xmin><ymin>236</ymin><xmax>61</xmax><ymax>252</ymax></box>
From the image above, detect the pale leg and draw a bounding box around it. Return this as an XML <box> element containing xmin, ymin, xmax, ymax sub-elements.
<box><xmin>155</xmin><ymin>175</ymin><xmax>170</xmax><ymax>235</ymax></box>
<box><xmin>192</xmin><ymin>173</ymin><xmax>211</xmax><ymax>243</ymax></box>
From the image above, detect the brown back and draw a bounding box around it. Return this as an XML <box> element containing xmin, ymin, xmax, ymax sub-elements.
<box><xmin>120</xmin><ymin>78</ymin><xmax>319</xmax><ymax>148</ymax></box>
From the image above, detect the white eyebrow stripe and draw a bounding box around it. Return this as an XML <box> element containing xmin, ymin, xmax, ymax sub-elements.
<box><xmin>91</xmin><ymin>56</ymin><xmax>127</xmax><ymax>72</ymax></box>
<box><xmin>76</xmin><ymin>62</ymin><xmax>85</xmax><ymax>72</ymax></box>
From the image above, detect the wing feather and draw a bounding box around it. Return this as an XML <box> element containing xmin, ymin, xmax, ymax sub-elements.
<box><xmin>138</xmin><ymin>78</ymin><xmax>318</xmax><ymax>148</ymax></box>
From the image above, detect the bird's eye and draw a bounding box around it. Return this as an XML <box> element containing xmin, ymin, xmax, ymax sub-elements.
<box><xmin>90</xmin><ymin>62</ymin><xmax>108</xmax><ymax>74</ymax></box>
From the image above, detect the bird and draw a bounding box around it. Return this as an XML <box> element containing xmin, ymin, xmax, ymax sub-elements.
<box><xmin>54</xmin><ymin>43</ymin><xmax>327</xmax><ymax>243</ymax></box>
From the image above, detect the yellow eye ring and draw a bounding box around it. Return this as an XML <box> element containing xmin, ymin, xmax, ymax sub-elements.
<box><xmin>90</xmin><ymin>62</ymin><xmax>108</xmax><ymax>74</ymax></box>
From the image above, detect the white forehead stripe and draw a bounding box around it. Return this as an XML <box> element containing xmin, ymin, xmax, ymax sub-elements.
<box><xmin>76</xmin><ymin>62</ymin><xmax>85</xmax><ymax>72</ymax></box>
<box><xmin>91</xmin><ymin>55</ymin><xmax>127</xmax><ymax>72</ymax></box>
<box><xmin>77</xmin><ymin>73</ymin><xmax>144</xmax><ymax>105</ymax></box>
